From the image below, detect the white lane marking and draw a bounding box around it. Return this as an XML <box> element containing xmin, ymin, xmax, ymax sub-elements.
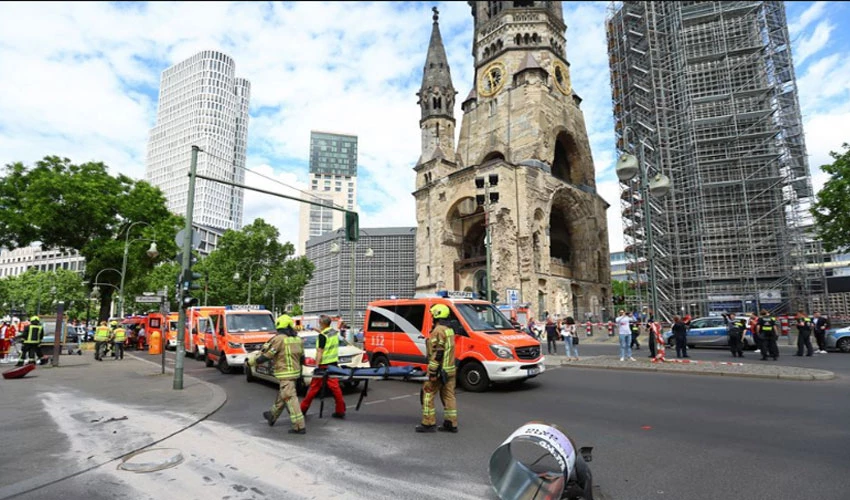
<box><xmin>390</xmin><ymin>395</ymin><xmax>410</xmax><ymax>400</ymax></box>
<box><xmin>364</xmin><ymin>399</ymin><xmax>386</xmax><ymax>405</ymax></box>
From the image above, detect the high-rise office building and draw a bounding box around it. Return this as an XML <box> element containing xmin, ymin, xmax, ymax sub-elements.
<box><xmin>607</xmin><ymin>1</ymin><xmax>823</xmax><ymax>319</ymax></box>
<box><xmin>297</xmin><ymin>131</ymin><xmax>358</xmax><ymax>255</ymax></box>
<box><xmin>146</xmin><ymin>50</ymin><xmax>250</xmax><ymax>232</ymax></box>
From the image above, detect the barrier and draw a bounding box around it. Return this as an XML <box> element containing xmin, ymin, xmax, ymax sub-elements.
<box><xmin>148</xmin><ymin>330</ymin><xmax>162</xmax><ymax>355</ymax></box>
<box><xmin>650</xmin><ymin>322</ymin><xmax>666</xmax><ymax>363</ymax></box>
<box><xmin>607</xmin><ymin>322</ymin><xmax>613</xmax><ymax>337</ymax></box>
<box><xmin>585</xmin><ymin>322</ymin><xmax>592</xmax><ymax>337</ymax></box>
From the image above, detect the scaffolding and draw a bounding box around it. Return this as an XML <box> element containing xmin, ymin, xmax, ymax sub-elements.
<box><xmin>607</xmin><ymin>1</ymin><xmax>825</xmax><ymax>321</ymax></box>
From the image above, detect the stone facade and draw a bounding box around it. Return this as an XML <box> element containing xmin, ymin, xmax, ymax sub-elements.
<box><xmin>413</xmin><ymin>2</ymin><xmax>612</xmax><ymax>321</ymax></box>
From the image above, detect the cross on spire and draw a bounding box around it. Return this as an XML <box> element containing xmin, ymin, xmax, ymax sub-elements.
<box><xmin>432</xmin><ymin>6</ymin><xmax>439</xmax><ymax>23</ymax></box>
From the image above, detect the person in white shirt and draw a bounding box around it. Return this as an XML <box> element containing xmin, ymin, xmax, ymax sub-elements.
<box><xmin>561</xmin><ymin>317</ymin><xmax>579</xmax><ymax>361</ymax></box>
<box><xmin>616</xmin><ymin>310</ymin><xmax>635</xmax><ymax>362</ymax></box>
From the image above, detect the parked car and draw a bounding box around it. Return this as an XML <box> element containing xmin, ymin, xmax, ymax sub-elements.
<box><xmin>826</xmin><ymin>326</ymin><xmax>850</xmax><ymax>353</ymax></box>
<box><xmin>663</xmin><ymin>316</ymin><xmax>755</xmax><ymax>349</ymax></box>
<box><xmin>245</xmin><ymin>330</ymin><xmax>371</xmax><ymax>395</ymax></box>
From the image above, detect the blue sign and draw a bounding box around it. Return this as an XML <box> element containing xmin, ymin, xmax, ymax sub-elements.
<box><xmin>506</xmin><ymin>288</ymin><xmax>520</xmax><ymax>306</ymax></box>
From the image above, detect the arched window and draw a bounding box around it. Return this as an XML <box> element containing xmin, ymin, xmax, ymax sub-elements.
<box><xmin>516</xmin><ymin>34</ymin><xmax>522</xmax><ymax>45</ymax></box>
<box><xmin>433</xmin><ymin>96</ymin><xmax>441</xmax><ymax>110</ymax></box>
<box><xmin>484</xmin><ymin>47</ymin><xmax>491</xmax><ymax>58</ymax></box>
<box><xmin>549</xmin><ymin>208</ymin><xmax>571</xmax><ymax>264</ymax></box>
<box><xmin>532</xmin><ymin>33</ymin><xmax>539</xmax><ymax>43</ymax></box>
<box><xmin>524</xmin><ymin>33</ymin><xmax>530</xmax><ymax>45</ymax></box>
<box><xmin>482</xmin><ymin>151</ymin><xmax>506</xmax><ymax>163</ymax></box>
<box><xmin>552</xmin><ymin>131</ymin><xmax>580</xmax><ymax>184</ymax></box>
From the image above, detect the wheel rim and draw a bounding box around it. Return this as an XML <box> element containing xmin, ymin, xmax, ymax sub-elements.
<box><xmin>466</xmin><ymin>368</ymin><xmax>481</xmax><ymax>386</ymax></box>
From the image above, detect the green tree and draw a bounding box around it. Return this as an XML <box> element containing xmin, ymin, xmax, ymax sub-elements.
<box><xmin>812</xmin><ymin>143</ymin><xmax>850</xmax><ymax>253</ymax></box>
<box><xmin>0</xmin><ymin>156</ymin><xmax>182</xmax><ymax>320</ymax></box>
<box><xmin>196</xmin><ymin>219</ymin><xmax>314</xmax><ymax>310</ymax></box>
<box><xmin>0</xmin><ymin>270</ymin><xmax>86</xmax><ymax>318</ymax></box>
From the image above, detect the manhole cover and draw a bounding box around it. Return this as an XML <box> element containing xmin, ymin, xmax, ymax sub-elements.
<box><xmin>118</xmin><ymin>448</ymin><xmax>184</xmax><ymax>473</ymax></box>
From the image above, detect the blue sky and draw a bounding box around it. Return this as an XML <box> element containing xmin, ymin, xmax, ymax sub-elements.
<box><xmin>0</xmin><ymin>1</ymin><xmax>848</xmax><ymax>253</ymax></box>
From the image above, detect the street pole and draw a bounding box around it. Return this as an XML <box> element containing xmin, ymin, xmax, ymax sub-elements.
<box><xmin>161</xmin><ymin>293</ymin><xmax>167</xmax><ymax>375</ymax></box>
<box><xmin>248</xmin><ymin>272</ymin><xmax>253</xmax><ymax>304</ymax></box>
<box><xmin>174</xmin><ymin>145</ymin><xmax>199</xmax><ymax>390</ymax></box>
<box><xmin>52</xmin><ymin>301</ymin><xmax>64</xmax><ymax>367</ymax></box>
<box><xmin>350</xmin><ymin>238</ymin><xmax>357</xmax><ymax>334</ymax></box>
<box><xmin>639</xmin><ymin>144</ymin><xmax>660</xmax><ymax>322</ymax></box>
<box><xmin>484</xmin><ymin>182</ymin><xmax>493</xmax><ymax>302</ymax></box>
<box><xmin>120</xmin><ymin>237</ymin><xmax>129</xmax><ymax>318</ymax></box>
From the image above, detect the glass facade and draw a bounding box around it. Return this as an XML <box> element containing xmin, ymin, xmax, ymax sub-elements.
<box><xmin>309</xmin><ymin>131</ymin><xmax>358</xmax><ymax>176</ymax></box>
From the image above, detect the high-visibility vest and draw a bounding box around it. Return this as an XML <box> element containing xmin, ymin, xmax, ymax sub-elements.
<box><xmin>113</xmin><ymin>327</ymin><xmax>126</xmax><ymax>342</ymax></box>
<box><xmin>760</xmin><ymin>317</ymin><xmax>776</xmax><ymax>335</ymax></box>
<box><xmin>94</xmin><ymin>326</ymin><xmax>110</xmax><ymax>341</ymax></box>
<box><xmin>319</xmin><ymin>327</ymin><xmax>339</xmax><ymax>365</ymax></box>
<box><xmin>24</xmin><ymin>325</ymin><xmax>43</xmax><ymax>344</ymax></box>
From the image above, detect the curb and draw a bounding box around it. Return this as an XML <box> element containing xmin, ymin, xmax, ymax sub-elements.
<box><xmin>557</xmin><ymin>358</ymin><xmax>836</xmax><ymax>381</ymax></box>
<box><xmin>130</xmin><ymin>353</ymin><xmax>228</xmax><ymax>420</ymax></box>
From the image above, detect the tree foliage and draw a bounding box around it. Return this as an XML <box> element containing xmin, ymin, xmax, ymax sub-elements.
<box><xmin>196</xmin><ymin>219</ymin><xmax>314</xmax><ymax>312</ymax></box>
<box><xmin>812</xmin><ymin>144</ymin><xmax>850</xmax><ymax>253</ymax></box>
<box><xmin>0</xmin><ymin>269</ymin><xmax>87</xmax><ymax>319</ymax></box>
<box><xmin>0</xmin><ymin>156</ymin><xmax>182</xmax><ymax>319</ymax></box>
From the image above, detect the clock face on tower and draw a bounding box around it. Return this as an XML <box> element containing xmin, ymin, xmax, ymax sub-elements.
<box><xmin>478</xmin><ymin>61</ymin><xmax>506</xmax><ymax>97</ymax></box>
<box><xmin>552</xmin><ymin>60</ymin><xmax>572</xmax><ymax>96</ymax></box>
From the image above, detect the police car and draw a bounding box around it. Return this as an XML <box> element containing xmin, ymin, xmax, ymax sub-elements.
<box><xmin>245</xmin><ymin>330</ymin><xmax>371</xmax><ymax>394</ymax></box>
<box><xmin>662</xmin><ymin>316</ymin><xmax>755</xmax><ymax>349</ymax></box>
<box><xmin>827</xmin><ymin>326</ymin><xmax>850</xmax><ymax>353</ymax></box>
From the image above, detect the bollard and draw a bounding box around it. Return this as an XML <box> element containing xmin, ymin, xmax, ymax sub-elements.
<box><xmin>585</xmin><ymin>321</ymin><xmax>592</xmax><ymax>337</ymax></box>
<box><xmin>489</xmin><ymin>421</ymin><xmax>593</xmax><ymax>500</ymax></box>
<box><xmin>607</xmin><ymin>321</ymin><xmax>613</xmax><ymax>337</ymax></box>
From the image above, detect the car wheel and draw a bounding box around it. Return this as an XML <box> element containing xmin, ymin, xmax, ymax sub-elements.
<box><xmin>459</xmin><ymin>361</ymin><xmax>489</xmax><ymax>392</ymax></box>
<box><xmin>194</xmin><ymin>345</ymin><xmax>204</xmax><ymax>361</ymax></box>
<box><xmin>370</xmin><ymin>354</ymin><xmax>389</xmax><ymax>369</ymax></box>
<box><xmin>218</xmin><ymin>355</ymin><xmax>233</xmax><ymax>374</ymax></box>
<box><xmin>205</xmin><ymin>355</ymin><xmax>214</xmax><ymax>368</ymax></box>
<box><xmin>837</xmin><ymin>337</ymin><xmax>850</xmax><ymax>353</ymax></box>
<box><xmin>246</xmin><ymin>364</ymin><xmax>255</xmax><ymax>383</ymax></box>
<box><xmin>342</xmin><ymin>380</ymin><xmax>361</xmax><ymax>390</ymax></box>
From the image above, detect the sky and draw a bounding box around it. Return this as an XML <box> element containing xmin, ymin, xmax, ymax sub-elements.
<box><xmin>1</xmin><ymin>1</ymin><xmax>848</xmax><ymax>255</ymax></box>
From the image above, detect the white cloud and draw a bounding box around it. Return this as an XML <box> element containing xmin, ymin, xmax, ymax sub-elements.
<box><xmin>597</xmin><ymin>180</ymin><xmax>625</xmax><ymax>252</ymax></box>
<box><xmin>789</xmin><ymin>1</ymin><xmax>828</xmax><ymax>39</ymax></box>
<box><xmin>793</xmin><ymin>20</ymin><xmax>834</xmax><ymax>66</ymax></box>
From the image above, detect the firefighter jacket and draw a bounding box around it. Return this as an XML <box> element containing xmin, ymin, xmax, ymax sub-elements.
<box><xmin>23</xmin><ymin>324</ymin><xmax>43</xmax><ymax>344</ymax></box>
<box><xmin>261</xmin><ymin>333</ymin><xmax>303</xmax><ymax>381</ymax></box>
<box><xmin>426</xmin><ymin>321</ymin><xmax>456</xmax><ymax>377</ymax></box>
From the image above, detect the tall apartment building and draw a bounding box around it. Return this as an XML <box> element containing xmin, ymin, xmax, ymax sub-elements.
<box><xmin>297</xmin><ymin>131</ymin><xmax>358</xmax><ymax>255</ymax></box>
<box><xmin>0</xmin><ymin>245</ymin><xmax>86</xmax><ymax>278</ymax></box>
<box><xmin>607</xmin><ymin>1</ymin><xmax>821</xmax><ymax>320</ymax></box>
<box><xmin>146</xmin><ymin>50</ymin><xmax>250</xmax><ymax>232</ymax></box>
<box><xmin>302</xmin><ymin>227</ymin><xmax>416</xmax><ymax>324</ymax></box>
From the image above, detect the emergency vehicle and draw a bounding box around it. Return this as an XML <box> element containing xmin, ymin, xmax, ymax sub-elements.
<box><xmin>203</xmin><ymin>305</ymin><xmax>276</xmax><ymax>374</ymax></box>
<box><xmin>166</xmin><ymin>309</ymin><xmax>211</xmax><ymax>358</ymax></box>
<box><xmin>496</xmin><ymin>303</ymin><xmax>533</xmax><ymax>326</ymax></box>
<box><xmin>364</xmin><ymin>291</ymin><xmax>545</xmax><ymax>392</ymax></box>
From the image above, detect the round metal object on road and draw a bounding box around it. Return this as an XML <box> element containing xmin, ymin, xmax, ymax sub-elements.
<box><xmin>118</xmin><ymin>448</ymin><xmax>184</xmax><ymax>473</ymax></box>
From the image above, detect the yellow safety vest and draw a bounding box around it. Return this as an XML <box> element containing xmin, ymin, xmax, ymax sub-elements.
<box><xmin>114</xmin><ymin>328</ymin><xmax>126</xmax><ymax>342</ymax></box>
<box><xmin>320</xmin><ymin>327</ymin><xmax>339</xmax><ymax>365</ymax></box>
<box><xmin>94</xmin><ymin>326</ymin><xmax>110</xmax><ymax>341</ymax></box>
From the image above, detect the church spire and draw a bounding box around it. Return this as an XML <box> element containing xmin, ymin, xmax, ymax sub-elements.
<box><xmin>417</xmin><ymin>6</ymin><xmax>457</xmax><ymax>122</ymax></box>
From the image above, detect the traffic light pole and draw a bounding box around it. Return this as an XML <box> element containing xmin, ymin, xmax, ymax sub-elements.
<box><xmin>174</xmin><ymin>145</ymin><xmax>199</xmax><ymax>390</ymax></box>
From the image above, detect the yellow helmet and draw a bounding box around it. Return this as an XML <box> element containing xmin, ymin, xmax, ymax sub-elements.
<box><xmin>430</xmin><ymin>303</ymin><xmax>450</xmax><ymax>319</ymax></box>
<box><xmin>30</xmin><ymin>316</ymin><xmax>40</xmax><ymax>322</ymax></box>
<box><xmin>276</xmin><ymin>314</ymin><xmax>295</xmax><ymax>330</ymax></box>
<box><xmin>110</xmin><ymin>320</ymin><xmax>118</xmax><ymax>327</ymax></box>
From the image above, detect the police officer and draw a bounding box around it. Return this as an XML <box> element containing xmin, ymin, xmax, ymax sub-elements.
<box><xmin>16</xmin><ymin>316</ymin><xmax>44</xmax><ymax>366</ymax></box>
<box><xmin>794</xmin><ymin>310</ymin><xmax>814</xmax><ymax>357</ymax></box>
<box><xmin>416</xmin><ymin>304</ymin><xmax>458</xmax><ymax>433</ymax></box>
<box><xmin>757</xmin><ymin>310</ymin><xmax>779</xmax><ymax>361</ymax></box>
<box><xmin>723</xmin><ymin>312</ymin><xmax>746</xmax><ymax>358</ymax></box>
<box><xmin>629</xmin><ymin>317</ymin><xmax>641</xmax><ymax>350</ymax></box>
<box><xmin>248</xmin><ymin>314</ymin><xmax>306</xmax><ymax>434</ymax></box>
<box><xmin>93</xmin><ymin>321</ymin><xmax>110</xmax><ymax>361</ymax></box>
<box><xmin>112</xmin><ymin>322</ymin><xmax>127</xmax><ymax>360</ymax></box>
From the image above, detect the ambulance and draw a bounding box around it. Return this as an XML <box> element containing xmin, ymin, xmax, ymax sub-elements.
<box><xmin>364</xmin><ymin>291</ymin><xmax>544</xmax><ymax>392</ymax></box>
<box><xmin>164</xmin><ymin>310</ymin><xmax>207</xmax><ymax>358</ymax></box>
<box><xmin>203</xmin><ymin>305</ymin><xmax>276</xmax><ymax>374</ymax></box>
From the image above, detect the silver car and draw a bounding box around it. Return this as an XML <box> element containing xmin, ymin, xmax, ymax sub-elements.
<box><xmin>663</xmin><ymin>316</ymin><xmax>755</xmax><ymax>349</ymax></box>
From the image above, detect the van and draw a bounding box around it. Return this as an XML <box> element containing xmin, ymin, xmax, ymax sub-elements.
<box><xmin>168</xmin><ymin>308</ymin><xmax>212</xmax><ymax>358</ymax></box>
<box><xmin>364</xmin><ymin>293</ymin><xmax>544</xmax><ymax>392</ymax></box>
<box><xmin>203</xmin><ymin>305</ymin><xmax>276</xmax><ymax>374</ymax></box>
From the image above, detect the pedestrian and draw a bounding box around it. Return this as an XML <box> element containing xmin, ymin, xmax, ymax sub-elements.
<box><xmin>812</xmin><ymin>311</ymin><xmax>829</xmax><ymax>354</ymax></box>
<box><xmin>545</xmin><ymin>318</ymin><xmax>558</xmax><ymax>355</ymax></box>
<box><xmin>416</xmin><ymin>303</ymin><xmax>458</xmax><ymax>433</ymax></box>
<box><xmin>644</xmin><ymin>309</ymin><xmax>657</xmax><ymax>359</ymax></box>
<box><xmin>94</xmin><ymin>321</ymin><xmax>110</xmax><ymax>361</ymax></box>
<box><xmin>748</xmin><ymin>312</ymin><xmax>761</xmax><ymax>355</ymax></box>
<box><xmin>562</xmin><ymin>316</ymin><xmax>579</xmax><ymax>361</ymax></box>
<box><xmin>249</xmin><ymin>314</ymin><xmax>306</xmax><ymax>434</ymax></box>
<box><xmin>723</xmin><ymin>312</ymin><xmax>745</xmax><ymax>358</ymax></box>
<box><xmin>757</xmin><ymin>309</ymin><xmax>779</xmax><ymax>361</ymax></box>
<box><xmin>672</xmin><ymin>315</ymin><xmax>689</xmax><ymax>358</ymax></box>
<box><xmin>15</xmin><ymin>316</ymin><xmax>44</xmax><ymax>366</ymax></box>
<box><xmin>629</xmin><ymin>316</ymin><xmax>641</xmax><ymax>350</ymax></box>
<box><xmin>616</xmin><ymin>310</ymin><xmax>635</xmax><ymax>362</ymax></box>
<box><xmin>300</xmin><ymin>315</ymin><xmax>346</xmax><ymax>419</ymax></box>
<box><xmin>113</xmin><ymin>322</ymin><xmax>126</xmax><ymax>360</ymax></box>
<box><xmin>794</xmin><ymin>310</ymin><xmax>814</xmax><ymax>357</ymax></box>
<box><xmin>0</xmin><ymin>319</ymin><xmax>10</xmax><ymax>362</ymax></box>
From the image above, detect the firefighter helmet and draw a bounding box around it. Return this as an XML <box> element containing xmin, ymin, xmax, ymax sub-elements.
<box><xmin>276</xmin><ymin>314</ymin><xmax>295</xmax><ymax>330</ymax></box>
<box><xmin>110</xmin><ymin>320</ymin><xmax>118</xmax><ymax>327</ymax></box>
<box><xmin>430</xmin><ymin>303</ymin><xmax>450</xmax><ymax>319</ymax></box>
<box><xmin>30</xmin><ymin>316</ymin><xmax>40</xmax><ymax>323</ymax></box>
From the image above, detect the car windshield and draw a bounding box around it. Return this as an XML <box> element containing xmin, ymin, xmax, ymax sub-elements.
<box><xmin>225</xmin><ymin>313</ymin><xmax>275</xmax><ymax>333</ymax></box>
<box><xmin>455</xmin><ymin>303</ymin><xmax>514</xmax><ymax>332</ymax></box>
<box><xmin>301</xmin><ymin>334</ymin><xmax>350</xmax><ymax>349</ymax></box>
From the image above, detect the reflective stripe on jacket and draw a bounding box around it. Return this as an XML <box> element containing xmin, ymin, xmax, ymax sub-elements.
<box><xmin>94</xmin><ymin>326</ymin><xmax>110</xmax><ymax>341</ymax></box>
<box><xmin>24</xmin><ymin>325</ymin><xmax>43</xmax><ymax>344</ymax></box>
<box><xmin>113</xmin><ymin>328</ymin><xmax>126</xmax><ymax>342</ymax></box>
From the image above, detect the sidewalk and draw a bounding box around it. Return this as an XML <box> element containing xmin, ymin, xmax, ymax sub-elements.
<box><xmin>542</xmin><ymin>352</ymin><xmax>835</xmax><ymax>381</ymax></box>
<box><xmin>0</xmin><ymin>352</ymin><xmax>227</xmax><ymax>500</ymax></box>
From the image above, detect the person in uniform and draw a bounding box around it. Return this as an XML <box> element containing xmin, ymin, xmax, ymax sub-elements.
<box><xmin>671</xmin><ymin>315</ymin><xmax>689</xmax><ymax>358</ymax></box>
<box><xmin>112</xmin><ymin>322</ymin><xmax>126</xmax><ymax>360</ymax></box>
<box><xmin>93</xmin><ymin>321</ymin><xmax>110</xmax><ymax>361</ymax></box>
<box><xmin>794</xmin><ymin>310</ymin><xmax>814</xmax><ymax>357</ymax></box>
<box><xmin>16</xmin><ymin>316</ymin><xmax>44</xmax><ymax>366</ymax></box>
<box><xmin>248</xmin><ymin>314</ymin><xmax>306</xmax><ymax>434</ymax></box>
<box><xmin>812</xmin><ymin>311</ymin><xmax>829</xmax><ymax>354</ymax></box>
<box><xmin>723</xmin><ymin>312</ymin><xmax>746</xmax><ymax>358</ymax></box>
<box><xmin>300</xmin><ymin>315</ymin><xmax>346</xmax><ymax>419</ymax></box>
<box><xmin>757</xmin><ymin>310</ymin><xmax>779</xmax><ymax>361</ymax></box>
<box><xmin>416</xmin><ymin>303</ymin><xmax>458</xmax><ymax>433</ymax></box>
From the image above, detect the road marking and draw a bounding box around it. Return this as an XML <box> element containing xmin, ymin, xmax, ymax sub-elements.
<box><xmin>390</xmin><ymin>395</ymin><xmax>410</xmax><ymax>400</ymax></box>
<box><xmin>363</xmin><ymin>399</ymin><xmax>386</xmax><ymax>405</ymax></box>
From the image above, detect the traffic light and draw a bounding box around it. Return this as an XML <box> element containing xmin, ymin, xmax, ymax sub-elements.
<box><xmin>345</xmin><ymin>211</ymin><xmax>359</xmax><ymax>242</ymax></box>
<box><xmin>490</xmin><ymin>290</ymin><xmax>499</xmax><ymax>304</ymax></box>
<box><xmin>180</xmin><ymin>269</ymin><xmax>202</xmax><ymax>309</ymax></box>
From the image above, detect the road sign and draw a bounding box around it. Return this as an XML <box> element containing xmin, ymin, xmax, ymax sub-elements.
<box><xmin>175</xmin><ymin>228</ymin><xmax>202</xmax><ymax>249</ymax></box>
<box><xmin>506</xmin><ymin>288</ymin><xmax>520</xmax><ymax>307</ymax></box>
<box><xmin>135</xmin><ymin>295</ymin><xmax>163</xmax><ymax>304</ymax></box>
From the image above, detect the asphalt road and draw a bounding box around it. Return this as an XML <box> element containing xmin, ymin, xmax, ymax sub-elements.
<box><xmin>29</xmin><ymin>347</ymin><xmax>849</xmax><ymax>500</ymax></box>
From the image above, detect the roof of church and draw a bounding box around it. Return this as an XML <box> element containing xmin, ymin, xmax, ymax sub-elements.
<box><xmin>420</xmin><ymin>7</ymin><xmax>455</xmax><ymax>93</ymax></box>
<box><xmin>516</xmin><ymin>52</ymin><xmax>547</xmax><ymax>74</ymax></box>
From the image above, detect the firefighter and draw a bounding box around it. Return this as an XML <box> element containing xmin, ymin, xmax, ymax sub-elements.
<box><xmin>112</xmin><ymin>322</ymin><xmax>127</xmax><ymax>360</ymax></box>
<box><xmin>248</xmin><ymin>314</ymin><xmax>306</xmax><ymax>434</ymax></box>
<box><xmin>416</xmin><ymin>303</ymin><xmax>458</xmax><ymax>433</ymax></box>
<box><xmin>94</xmin><ymin>321</ymin><xmax>110</xmax><ymax>361</ymax></box>
<box><xmin>300</xmin><ymin>315</ymin><xmax>346</xmax><ymax>419</ymax></box>
<box><xmin>723</xmin><ymin>312</ymin><xmax>745</xmax><ymax>358</ymax></box>
<box><xmin>16</xmin><ymin>316</ymin><xmax>44</xmax><ymax>366</ymax></box>
<box><xmin>757</xmin><ymin>310</ymin><xmax>779</xmax><ymax>361</ymax></box>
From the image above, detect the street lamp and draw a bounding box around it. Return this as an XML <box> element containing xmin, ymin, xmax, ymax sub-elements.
<box><xmin>233</xmin><ymin>261</ymin><xmax>264</xmax><ymax>304</ymax></box>
<box><xmin>119</xmin><ymin>221</ymin><xmax>159</xmax><ymax>318</ymax></box>
<box><xmin>616</xmin><ymin>147</ymin><xmax>672</xmax><ymax>322</ymax></box>
<box><xmin>330</xmin><ymin>232</ymin><xmax>374</xmax><ymax>340</ymax></box>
